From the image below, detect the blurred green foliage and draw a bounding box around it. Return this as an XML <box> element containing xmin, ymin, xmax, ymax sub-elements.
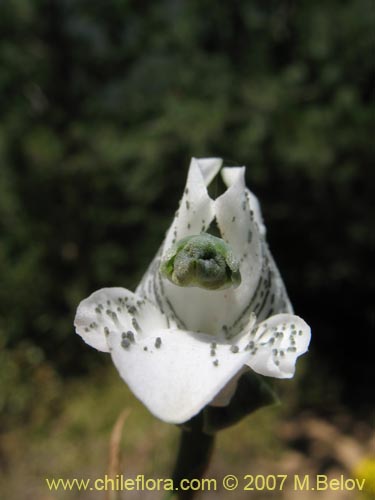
<box><xmin>0</xmin><ymin>0</ymin><xmax>372</xmax><ymax>428</ymax></box>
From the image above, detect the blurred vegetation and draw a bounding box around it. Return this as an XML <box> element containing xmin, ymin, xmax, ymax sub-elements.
<box><xmin>0</xmin><ymin>0</ymin><xmax>373</xmax><ymax>431</ymax></box>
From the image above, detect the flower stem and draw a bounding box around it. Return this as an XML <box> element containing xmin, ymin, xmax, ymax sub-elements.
<box><xmin>172</xmin><ymin>415</ymin><xmax>215</xmax><ymax>500</ymax></box>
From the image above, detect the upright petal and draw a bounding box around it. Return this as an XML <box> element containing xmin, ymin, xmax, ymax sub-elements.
<box><xmin>246</xmin><ymin>314</ymin><xmax>311</xmax><ymax>378</ymax></box>
<box><xmin>221</xmin><ymin>167</ymin><xmax>266</xmax><ymax>237</ymax></box>
<box><xmin>162</xmin><ymin>157</ymin><xmax>219</xmax><ymax>251</ymax></box>
<box><xmin>219</xmin><ymin>166</ymin><xmax>292</xmax><ymax>322</ymax></box>
<box><xmin>215</xmin><ymin>167</ymin><xmax>263</xmax><ymax>298</ymax></box>
<box><xmin>136</xmin><ymin>158</ymin><xmax>219</xmax><ymax>315</ymax></box>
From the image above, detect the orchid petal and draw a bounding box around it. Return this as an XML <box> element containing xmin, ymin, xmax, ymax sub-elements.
<box><xmin>219</xmin><ymin>166</ymin><xmax>292</xmax><ymax>321</ymax></box>
<box><xmin>136</xmin><ymin>158</ymin><xmax>219</xmax><ymax>315</ymax></box>
<box><xmin>74</xmin><ymin>287</ymin><xmax>170</xmax><ymax>352</ymax></box>
<box><xmin>107</xmin><ymin>324</ymin><xmax>256</xmax><ymax>424</ymax></box>
<box><xmin>162</xmin><ymin>157</ymin><xmax>219</xmax><ymax>251</ymax></box>
<box><xmin>221</xmin><ymin>167</ymin><xmax>266</xmax><ymax>236</ymax></box>
<box><xmin>247</xmin><ymin>314</ymin><xmax>311</xmax><ymax>379</ymax></box>
<box><xmin>215</xmin><ymin>167</ymin><xmax>262</xmax><ymax>294</ymax></box>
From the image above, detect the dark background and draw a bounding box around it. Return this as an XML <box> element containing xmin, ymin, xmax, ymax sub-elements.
<box><xmin>0</xmin><ymin>0</ymin><xmax>373</xmax><ymax>432</ymax></box>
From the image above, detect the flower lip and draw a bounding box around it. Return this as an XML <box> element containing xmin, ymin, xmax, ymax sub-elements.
<box><xmin>160</xmin><ymin>233</ymin><xmax>241</xmax><ymax>291</ymax></box>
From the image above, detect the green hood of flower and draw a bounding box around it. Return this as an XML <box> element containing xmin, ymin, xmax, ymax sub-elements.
<box><xmin>160</xmin><ymin>233</ymin><xmax>241</xmax><ymax>290</ymax></box>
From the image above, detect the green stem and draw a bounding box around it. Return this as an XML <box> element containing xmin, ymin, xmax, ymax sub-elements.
<box><xmin>172</xmin><ymin>417</ymin><xmax>215</xmax><ymax>500</ymax></box>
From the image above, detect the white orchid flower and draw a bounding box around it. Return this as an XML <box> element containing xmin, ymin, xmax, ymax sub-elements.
<box><xmin>74</xmin><ymin>158</ymin><xmax>311</xmax><ymax>424</ymax></box>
